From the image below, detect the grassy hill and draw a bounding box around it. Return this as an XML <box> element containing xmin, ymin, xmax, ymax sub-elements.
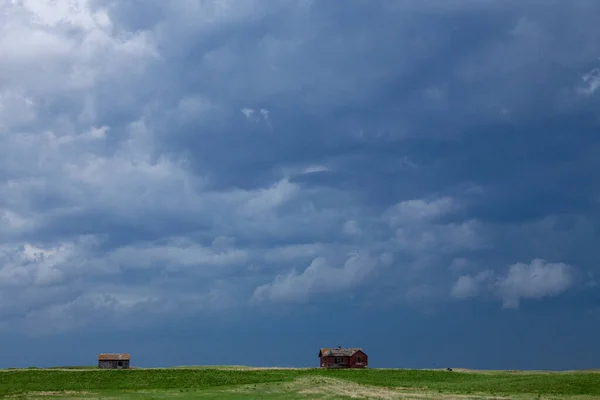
<box><xmin>1</xmin><ymin>367</ymin><xmax>599</xmax><ymax>399</ymax></box>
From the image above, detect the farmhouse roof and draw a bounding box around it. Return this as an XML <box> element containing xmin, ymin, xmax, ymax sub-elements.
<box><xmin>98</xmin><ymin>353</ymin><xmax>131</xmax><ymax>361</ymax></box>
<box><xmin>319</xmin><ymin>347</ymin><xmax>363</xmax><ymax>357</ymax></box>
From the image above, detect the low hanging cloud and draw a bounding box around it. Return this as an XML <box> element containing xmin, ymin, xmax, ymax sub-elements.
<box><xmin>451</xmin><ymin>259</ymin><xmax>575</xmax><ymax>308</ymax></box>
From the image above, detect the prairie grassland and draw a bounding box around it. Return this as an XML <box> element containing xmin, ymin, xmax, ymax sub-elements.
<box><xmin>1</xmin><ymin>367</ymin><xmax>599</xmax><ymax>399</ymax></box>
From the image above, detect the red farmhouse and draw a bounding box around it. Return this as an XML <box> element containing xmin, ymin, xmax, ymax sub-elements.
<box><xmin>318</xmin><ymin>346</ymin><xmax>368</xmax><ymax>368</ymax></box>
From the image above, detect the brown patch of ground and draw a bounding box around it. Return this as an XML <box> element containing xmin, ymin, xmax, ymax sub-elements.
<box><xmin>226</xmin><ymin>376</ymin><xmax>511</xmax><ymax>400</ymax></box>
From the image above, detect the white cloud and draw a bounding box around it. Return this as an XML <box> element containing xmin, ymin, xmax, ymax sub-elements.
<box><xmin>497</xmin><ymin>259</ymin><xmax>574</xmax><ymax>309</ymax></box>
<box><xmin>451</xmin><ymin>275</ymin><xmax>479</xmax><ymax>298</ymax></box>
<box><xmin>0</xmin><ymin>95</ymin><xmax>308</xmax><ymax>328</ymax></box>
<box><xmin>108</xmin><ymin>239</ymin><xmax>248</xmax><ymax>273</ymax></box>
<box><xmin>262</xmin><ymin>243</ymin><xmax>325</xmax><ymax>264</ymax></box>
<box><xmin>384</xmin><ymin>197</ymin><xmax>486</xmax><ymax>255</ymax></box>
<box><xmin>0</xmin><ymin>209</ymin><xmax>34</xmax><ymax>234</ymax></box>
<box><xmin>8</xmin><ymin>284</ymin><xmax>236</xmax><ymax>335</ymax></box>
<box><xmin>0</xmin><ymin>235</ymin><xmax>248</xmax><ymax>333</ymax></box>
<box><xmin>243</xmin><ymin>179</ymin><xmax>297</xmax><ymax>210</ymax></box>
<box><xmin>241</xmin><ymin>107</ymin><xmax>273</xmax><ymax>130</ymax></box>
<box><xmin>0</xmin><ymin>0</ymin><xmax>156</xmax><ymax>97</ymax></box>
<box><xmin>0</xmin><ymin>243</ymin><xmax>73</xmax><ymax>287</ymax></box>
<box><xmin>384</xmin><ymin>197</ymin><xmax>457</xmax><ymax>226</ymax></box>
<box><xmin>160</xmin><ymin>0</ymin><xmax>267</xmax><ymax>37</ymax></box>
<box><xmin>18</xmin><ymin>0</ymin><xmax>111</xmax><ymax>30</ymax></box>
<box><xmin>241</xmin><ymin>107</ymin><xmax>256</xmax><ymax>120</ymax></box>
<box><xmin>342</xmin><ymin>220</ymin><xmax>361</xmax><ymax>235</ymax></box>
<box><xmin>260</xmin><ymin>108</ymin><xmax>273</xmax><ymax>131</ymax></box>
<box><xmin>303</xmin><ymin>165</ymin><xmax>330</xmax><ymax>174</ymax></box>
<box><xmin>450</xmin><ymin>259</ymin><xmax>575</xmax><ymax>308</ymax></box>
<box><xmin>392</xmin><ymin>220</ymin><xmax>485</xmax><ymax>254</ymax></box>
<box><xmin>252</xmin><ymin>251</ymin><xmax>378</xmax><ymax>302</ymax></box>
<box><xmin>450</xmin><ymin>270</ymin><xmax>493</xmax><ymax>299</ymax></box>
<box><xmin>578</xmin><ymin>68</ymin><xmax>600</xmax><ymax>95</ymax></box>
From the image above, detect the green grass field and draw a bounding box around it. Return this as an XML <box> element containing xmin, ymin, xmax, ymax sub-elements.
<box><xmin>1</xmin><ymin>367</ymin><xmax>599</xmax><ymax>399</ymax></box>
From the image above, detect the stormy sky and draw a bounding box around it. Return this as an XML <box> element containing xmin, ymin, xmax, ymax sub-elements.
<box><xmin>1</xmin><ymin>0</ymin><xmax>599</xmax><ymax>369</ymax></box>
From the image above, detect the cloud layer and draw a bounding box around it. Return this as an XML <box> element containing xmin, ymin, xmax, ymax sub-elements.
<box><xmin>1</xmin><ymin>0</ymin><xmax>599</xmax><ymax>348</ymax></box>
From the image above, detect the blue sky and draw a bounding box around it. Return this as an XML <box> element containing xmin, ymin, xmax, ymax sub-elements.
<box><xmin>1</xmin><ymin>0</ymin><xmax>600</xmax><ymax>370</ymax></box>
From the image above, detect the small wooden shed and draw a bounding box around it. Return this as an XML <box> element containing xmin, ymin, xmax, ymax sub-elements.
<box><xmin>98</xmin><ymin>353</ymin><xmax>131</xmax><ymax>369</ymax></box>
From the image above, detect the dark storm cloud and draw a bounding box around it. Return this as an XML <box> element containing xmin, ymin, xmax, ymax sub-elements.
<box><xmin>0</xmin><ymin>1</ymin><xmax>599</xmax><ymax>367</ymax></box>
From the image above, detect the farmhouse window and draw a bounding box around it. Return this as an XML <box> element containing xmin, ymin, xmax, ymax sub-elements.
<box><xmin>335</xmin><ymin>357</ymin><xmax>344</xmax><ymax>364</ymax></box>
<box><xmin>357</xmin><ymin>356</ymin><xmax>363</xmax><ymax>363</ymax></box>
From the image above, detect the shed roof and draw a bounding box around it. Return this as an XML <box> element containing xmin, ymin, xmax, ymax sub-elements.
<box><xmin>98</xmin><ymin>353</ymin><xmax>131</xmax><ymax>361</ymax></box>
<box><xmin>319</xmin><ymin>347</ymin><xmax>364</xmax><ymax>357</ymax></box>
